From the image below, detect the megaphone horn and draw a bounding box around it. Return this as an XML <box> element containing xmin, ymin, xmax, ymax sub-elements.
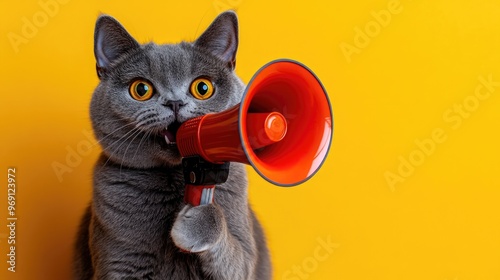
<box><xmin>177</xmin><ymin>59</ymin><xmax>333</xmax><ymax>205</ymax></box>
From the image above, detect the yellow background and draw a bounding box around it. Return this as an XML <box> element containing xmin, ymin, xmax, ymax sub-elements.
<box><xmin>1</xmin><ymin>0</ymin><xmax>500</xmax><ymax>279</ymax></box>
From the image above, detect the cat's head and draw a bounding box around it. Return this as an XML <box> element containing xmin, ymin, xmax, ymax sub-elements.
<box><xmin>90</xmin><ymin>11</ymin><xmax>244</xmax><ymax>168</ymax></box>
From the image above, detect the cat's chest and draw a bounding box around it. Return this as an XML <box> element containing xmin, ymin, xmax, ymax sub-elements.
<box><xmin>93</xmin><ymin>165</ymin><xmax>188</xmax><ymax>245</ymax></box>
<box><xmin>94</xmin><ymin>164</ymin><xmax>186</xmax><ymax>217</ymax></box>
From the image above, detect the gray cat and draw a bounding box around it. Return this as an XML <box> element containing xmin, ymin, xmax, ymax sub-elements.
<box><xmin>73</xmin><ymin>11</ymin><xmax>271</xmax><ymax>280</ymax></box>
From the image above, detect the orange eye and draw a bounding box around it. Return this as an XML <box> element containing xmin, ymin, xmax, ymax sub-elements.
<box><xmin>129</xmin><ymin>80</ymin><xmax>154</xmax><ymax>101</ymax></box>
<box><xmin>190</xmin><ymin>77</ymin><xmax>214</xmax><ymax>100</ymax></box>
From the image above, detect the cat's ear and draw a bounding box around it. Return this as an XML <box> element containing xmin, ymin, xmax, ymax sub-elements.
<box><xmin>195</xmin><ymin>11</ymin><xmax>239</xmax><ymax>70</ymax></box>
<box><xmin>94</xmin><ymin>15</ymin><xmax>140</xmax><ymax>78</ymax></box>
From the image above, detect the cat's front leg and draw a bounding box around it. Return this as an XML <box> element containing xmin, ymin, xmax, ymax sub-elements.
<box><xmin>171</xmin><ymin>204</ymin><xmax>225</xmax><ymax>253</ymax></box>
<box><xmin>171</xmin><ymin>204</ymin><xmax>256</xmax><ymax>280</ymax></box>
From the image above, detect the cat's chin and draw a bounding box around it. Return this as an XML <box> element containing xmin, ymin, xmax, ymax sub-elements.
<box><xmin>152</xmin><ymin>134</ymin><xmax>183</xmax><ymax>166</ymax></box>
<box><xmin>157</xmin><ymin>147</ymin><xmax>183</xmax><ymax>167</ymax></box>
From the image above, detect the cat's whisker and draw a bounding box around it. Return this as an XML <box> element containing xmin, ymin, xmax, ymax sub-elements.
<box><xmin>134</xmin><ymin>109</ymin><xmax>159</xmax><ymax>124</ymax></box>
<box><xmin>101</xmin><ymin>127</ymin><xmax>142</xmax><ymax>168</ymax></box>
<box><xmin>91</xmin><ymin>116</ymin><xmax>136</xmax><ymax>130</ymax></box>
<box><xmin>119</xmin><ymin>128</ymin><xmax>145</xmax><ymax>176</ymax></box>
<box><xmin>136</xmin><ymin>115</ymin><xmax>162</xmax><ymax>129</ymax></box>
<box><xmin>94</xmin><ymin>118</ymin><xmax>130</xmax><ymax>124</ymax></box>
<box><xmin>90</xmin><ymin>122</ymin><xmax>137</xmax><ymax>148</ymax></box>
<box><xmin>104</xmin><ymin>127</ymin><xmax>138</xmax><ymax>151</ymax></box>
<box><xmin>130</xmin><ymin>130</ymin><xmax>151</xmax><ymax>165</ymax></box>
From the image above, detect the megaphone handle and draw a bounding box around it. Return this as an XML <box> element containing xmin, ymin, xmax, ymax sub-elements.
<box><xmin>184</xmin><ymin>184</ymin><xmax>215</xmax><ymax>206</ymax></box>
<box><xmin>181</xmin><ymin>156</ymin><xmax>230</xmax><ymax>206</ymax></box>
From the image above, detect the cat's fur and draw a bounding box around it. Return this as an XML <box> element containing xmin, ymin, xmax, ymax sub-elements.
<box><xmin>73</xmin><ymin>11</ymin><xmax>271</xmax><ymax>279</ymax></box>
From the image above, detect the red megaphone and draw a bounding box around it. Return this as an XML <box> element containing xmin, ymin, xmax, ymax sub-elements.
<box><xmin>176</xmin><ymin>59</ymin><xmax>333</xmax><ymax>206</ymax></box>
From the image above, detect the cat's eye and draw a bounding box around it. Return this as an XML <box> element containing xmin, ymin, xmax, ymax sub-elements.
<box><xmin>190</xmin><ymin>77</ymin><xmax>214</xmax><ymax>100</ymax></box>
<box><xmin>129</xmin><ymin>80</ymin><xmax>154</xmax><ymax>101</ymax></box>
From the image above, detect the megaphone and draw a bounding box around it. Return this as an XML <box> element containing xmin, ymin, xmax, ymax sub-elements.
<box><xmin>176</xmin><ymin>59</ymin><xmax>333</xmax><ymax>206</ymax></box>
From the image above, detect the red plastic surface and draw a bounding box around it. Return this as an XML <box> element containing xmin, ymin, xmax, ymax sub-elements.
<box><xmin>184</xmin><ymin>184</ymin><xmax>215</xmax><ymax>206</ymax></box>
<box><xmin>176</xmin><ymin>110</ymin><xmax>287</xmax><ymax>163</ymax></box>
<box><xmin>246</xmin><ymin>112</ymin><xmax>287</xmax><ymax>147</ymax></box>
<box><xmin>239</xmin><ymin>60</ymin><xmax>332</xmax><ymax>186</ymax></box>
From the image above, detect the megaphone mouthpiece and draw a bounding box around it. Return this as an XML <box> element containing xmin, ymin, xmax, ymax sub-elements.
<box><xmin>176</xmin><ymin>110</ymin><xmax>287</xmax><ymax>163</ymax></box>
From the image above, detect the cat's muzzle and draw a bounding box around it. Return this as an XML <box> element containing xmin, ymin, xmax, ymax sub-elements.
<box><xmin>161</xmin><ymin>121</ymin><xmax>182</xmax><ymax>145</ymax></box>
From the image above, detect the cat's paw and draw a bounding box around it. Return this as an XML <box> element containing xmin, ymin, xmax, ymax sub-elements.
<box><xmin>171</xmin><ymin>204</ymin><xmax>225</xmax><ymax>253</ymax></box>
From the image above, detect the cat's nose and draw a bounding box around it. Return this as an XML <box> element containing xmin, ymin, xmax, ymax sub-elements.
<box><xmin>164</xmin><ymin>100</ymin><xmax>185</xmax><ymax>115</ymax></box>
